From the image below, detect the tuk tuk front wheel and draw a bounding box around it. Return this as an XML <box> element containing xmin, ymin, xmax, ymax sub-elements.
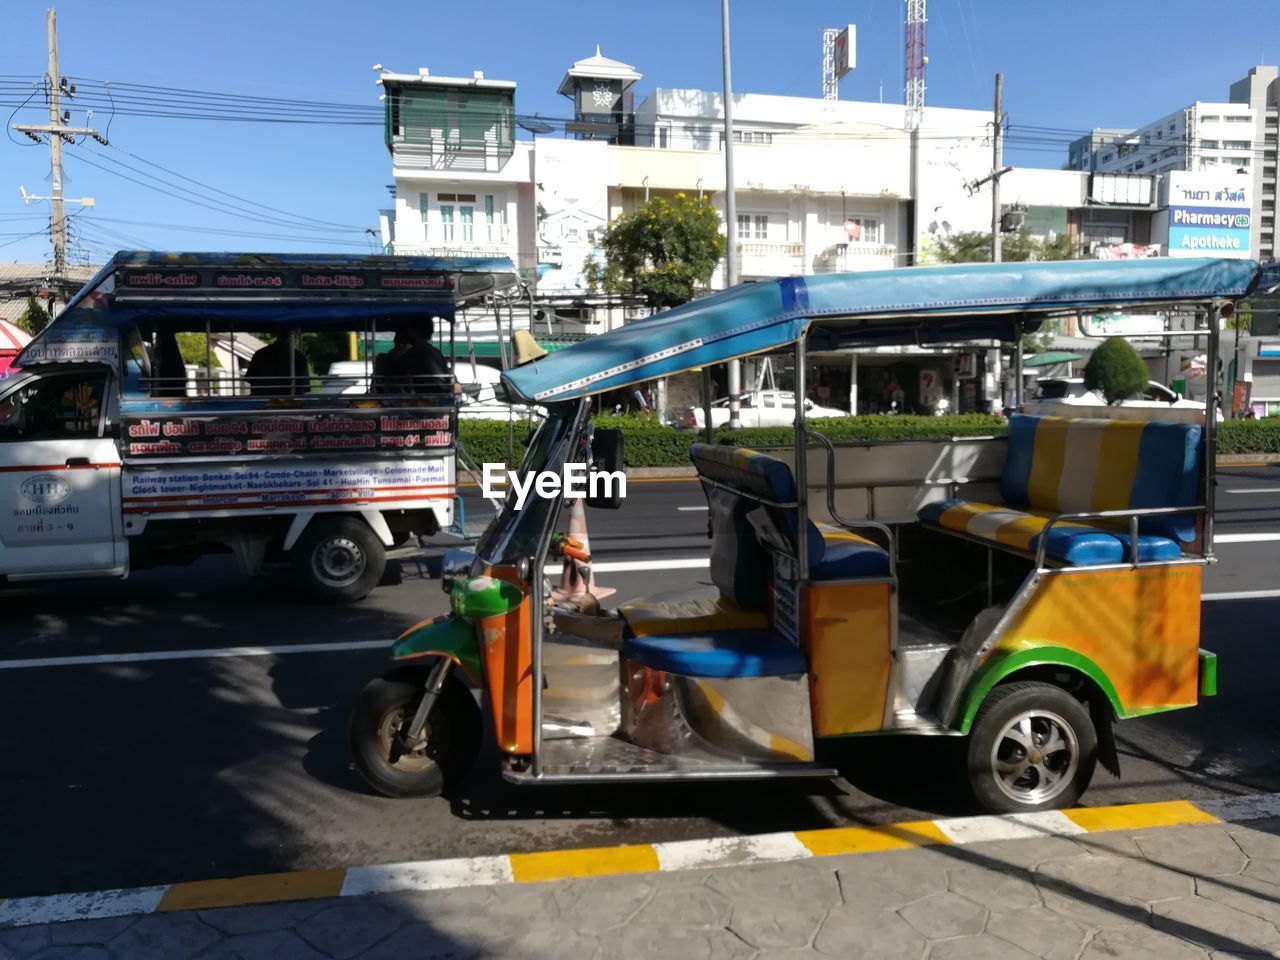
<box><xmin>293</xmin><ymin>517</ymin><xmax>386</xmax><ymax>602</ymax></box>
<box><xmin>967</xmin><ymin>681</ymin><xmax>1097</xmax><ymax>814</ymax></box>
<box><xmin>350</xmin><ymin>666</ymin><xmax>481</xmax><ymax>799</ymax></box>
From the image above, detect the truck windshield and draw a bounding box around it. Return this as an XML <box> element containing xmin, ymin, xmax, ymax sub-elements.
<box><xmin>474</xmin><ymin>399</ymin><xmax>588</xmax><ymax>569</ymax></box>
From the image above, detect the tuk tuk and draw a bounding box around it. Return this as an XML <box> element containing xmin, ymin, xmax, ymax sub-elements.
<box><xmin>351</xmin><ymin>257</ymin><xmax>1258</xmax><ymax>812</ymax></box>
<box><xmin>0</xmin><ymin>252</ymin><xmax>517</xmax><ymax>601</ymax></box>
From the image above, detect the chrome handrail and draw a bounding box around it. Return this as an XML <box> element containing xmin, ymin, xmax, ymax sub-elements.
<box><xmin>1034</xmin><ymin>504</ymin><xmax>1206</xmax><ymax>571</ymax></box>
<box><xmin>804</xmin><ymin>427</ymin><xmax>897</xmax><ymax>578</ymax></box>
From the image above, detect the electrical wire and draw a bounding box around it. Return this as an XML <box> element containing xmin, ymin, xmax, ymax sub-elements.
<box><xmin>63</xmin><ymin>147</ymin><xmax>368</xmax><ymax>235</ymax></box>
<box><xmin>103</xmin><ymin>144</ymin><xmax>367</xmax><ymax>231</ymax></box>
<box><xmin>5</xmin><ymin>79</ymin><xmax>43</xmax><ymax>147</ymax></box>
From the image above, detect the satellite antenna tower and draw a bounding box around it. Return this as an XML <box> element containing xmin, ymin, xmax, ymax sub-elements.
<box><xmin>904</xmin><ymin>0</ymin><xmax>927</xmax><ymax>129</ymax></box>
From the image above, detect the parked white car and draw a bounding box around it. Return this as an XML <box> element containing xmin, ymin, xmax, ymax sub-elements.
<box><xmin>678</xmin><ymin>389</ymin><xmax>845</xmax><ymax>430</ymax></box>
<box><xmin>319</xmin><ymin>360</ymin><xmax>540</xmax><ymax>420</ymax></box>
<box><xmin>1025</xmin><ymin>377</ymin><xmax>1222</xmax><ymax>421</ymax></box>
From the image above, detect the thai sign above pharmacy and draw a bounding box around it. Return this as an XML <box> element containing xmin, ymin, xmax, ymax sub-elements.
<box><xmin>1162</xmin><ymin>172</ymin><xmax>1252</xmax><ymax>259</ymax></box>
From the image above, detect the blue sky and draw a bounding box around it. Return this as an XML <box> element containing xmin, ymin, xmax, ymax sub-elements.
<box><xmin>1</xmin><ymin>0</ymin><xmax>1275</xmax><ymax>265</ymax></box>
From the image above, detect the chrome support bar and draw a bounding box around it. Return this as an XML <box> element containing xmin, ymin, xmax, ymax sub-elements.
<box><xmin>804</xmin><ymin>426</ymin><xmax>897</xmax><ymax>579</ymax></box>
<box><xmin>794</xmin><ymin>338</ymin><xmax>810</xmax><ymax>583</ymax></box>
<box><xmin>1033</xmin><ymin>504</ymin><xmax>1207</xmax><ymax>571</ymax></box>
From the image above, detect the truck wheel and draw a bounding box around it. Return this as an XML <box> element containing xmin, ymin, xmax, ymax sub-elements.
<box><xmin>293</xmin><ymin>517</ymin><xmax>385</xmax><ymax>602</ymax></box>
<box><xmin>967</xmin><ymin>681</ymin><xmax>1097</xmax><ymax>814</ymax></box>
<box><xmin>350</xmin><ymin>667</ymin><xmax>481</xmax><ymax>799</ymax></box>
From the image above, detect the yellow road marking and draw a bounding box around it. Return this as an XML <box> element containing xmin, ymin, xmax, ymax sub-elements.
<box><xmin>157</xmin><ymin>869</ymin><xmax>346</xmax><ymax>912</ymax></box>
<box><xmin>1064</xmin><ymin>800</ymin><xmax>1219</xmax><ymax>833</ymax></box>
<box><xmin>509</xmin><ymin>844</ymin><xmax>661</xmax><ymax>883</ymax></box>
<box><xmin>795</xmin><ymin>819</ymin><xmax>951</xmax><ymax>857</ymax></box>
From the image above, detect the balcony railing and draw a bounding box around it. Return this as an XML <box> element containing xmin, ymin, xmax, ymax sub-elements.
<box><xmin>816</xmin><ymin>241</ymin><xmax>898</xmax><ymax>272</ymax></box>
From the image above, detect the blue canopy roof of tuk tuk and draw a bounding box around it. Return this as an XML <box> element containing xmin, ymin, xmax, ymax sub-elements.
<box><xmin>501</xmin><ymin>258</ymin><xmax>1263</xmax><ymax>404</ymax></box>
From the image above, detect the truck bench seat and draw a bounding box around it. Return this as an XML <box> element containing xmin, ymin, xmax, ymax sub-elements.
<box><xmin>918</xmin><ymin>499</ymin><xmax>1182</xmax><ymax>565</ymax></box>
<box><xmin>622</xmin><ymin>629</ymin><xmax>807</xmax><ymax>679</ymax></box>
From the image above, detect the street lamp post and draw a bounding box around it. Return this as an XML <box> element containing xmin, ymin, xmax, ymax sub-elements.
<box><xmin>722</xmin><ymin>0</ymin><xmax>741</xmax><ymax>428</ymax></box>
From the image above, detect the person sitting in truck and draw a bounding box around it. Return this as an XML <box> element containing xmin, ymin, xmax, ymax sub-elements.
<box><xmin>372</xmin><ymin>328</ymin><xmax>412</xmax><ymax>394</ymax></box>
<box><xmin>245</xmin><ymin>336</ymin><xmax>310</xmax><ymax>397</ymax></box>
<box><xmin>397</xmin><ymin>318</ymin><xmax>451</xmax><ymax>393</ymax></box>
<box><xmin>150</xmin><ymin>330</ymin><xmax>190</xmax><ymax>398</ymax></box>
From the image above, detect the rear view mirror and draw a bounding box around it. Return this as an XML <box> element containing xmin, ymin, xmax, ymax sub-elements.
<box><xmin>460</xmin><ymin>382</ymin><xmax>482</xmax><ymax>396</ymax></box>
<box><xmin>585</xmin><ymin>428</ymin><xmax>624</xmax><ymax>510</ymax></box>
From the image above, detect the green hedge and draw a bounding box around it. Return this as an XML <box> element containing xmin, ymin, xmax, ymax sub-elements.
<box><xmin>714</xmin><ymin>414</ymin><xmax>1007</xmax><ymax>449</ymax></box>
<box><xmin>459</xmin><ymin>415</ymin><xmax>1280</xmax><ymax>468</ymax></box>
<box><xmin>1219</xmin><ymin>419</ymin><xmax>1280</xmax><ymax>455</ymax></box>
<box><xmin>460</xmin><ymin>415</ymin><xmax>1007</xmax><ymax>468</ymax></box>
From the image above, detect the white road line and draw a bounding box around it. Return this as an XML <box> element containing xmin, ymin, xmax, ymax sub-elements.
<box><xmin>1203</xmin><ymin>589</ymin><xmax>1280</xmax><ymax>602</ymax></box>
<box><xmin>677</xmin><ymin>505</ymin><xmax>710</xmax><ymax>512</ymax></box>
<box><xmin>1215</xmin><ymin>533</ymin><xmax>1280</xmax><ymax>544</ymax></box>
<box><xmin>654</xmin><ymin>832</ymin><xmax>811</xmax><ymax>871</ymax></box>
<box><xmin>0</xmin><ymin>639</ymin><xmax>392</xmax><ymax>671</ymax></box>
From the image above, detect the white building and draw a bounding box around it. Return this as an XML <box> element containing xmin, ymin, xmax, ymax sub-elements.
<box><xmin>1069</xmin><ymin>65</ymin><xmax>1280</xmax><ymax>262</ymax></box>
<box><xmin>1068</xmin><ymin>102</ymin><xmax>1256</xmax><ymax>179</ymax></box>
<box><xmin>377</xmin><ymin>68</ymin><xmax>531</xmax><ymax>270</ymax></box>
<box><xmin>1228</xmin><ymin>66</ymin><xmax>1279</xmax><ymax>261</ymax></box>
<box><xmin>377</xmin><ymin>51</ymin><xmax>1000</xmax><ymax>300</ymax></box>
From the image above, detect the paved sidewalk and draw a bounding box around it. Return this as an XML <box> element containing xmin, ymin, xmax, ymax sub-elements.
<box><xmin>8</xmin><ymin>815</ymin><xmax>1280</xmax><ymax>959</ymax></box>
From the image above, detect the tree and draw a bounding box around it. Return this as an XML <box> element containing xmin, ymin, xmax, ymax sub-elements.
<box><xmin>584</xmin><ymin>193</ymin><xmax>727</xmax><ymax>309</ymax></box>
<box><xmin>1084</xmin><ymin>337</ymin><xmax>1148</xmax><ymax>405</ymax></box>
<box><xmin>933</xmin><ymin>229</ymin><xmax>1076</xmax><ymax>264</ymax></box>
<box><xmin>16</xmin><ymin>297</ymin><xmax>50</xmax><ymax>335</ymax></box>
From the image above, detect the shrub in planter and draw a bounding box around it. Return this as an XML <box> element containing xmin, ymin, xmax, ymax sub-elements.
<box><xmin>1083</xmin><ymin>337</ymin><xmax>1149</xmax><ymax>405</ymax></box>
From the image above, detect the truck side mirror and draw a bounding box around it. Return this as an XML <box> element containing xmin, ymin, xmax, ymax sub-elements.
<box><xmin>585</xmin><ymin>428</ymin><xmax>624</xmax><ymax>510</ymax></box>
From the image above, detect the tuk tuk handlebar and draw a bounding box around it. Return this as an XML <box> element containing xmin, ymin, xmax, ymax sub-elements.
<box><xmin>1035</xmin><ymin>504</ymin><xmax>1208</xmax><ymax>571</ymax></box>
<box><xmin>804</xmin><ymin>427</ymin><xmax>898</xmax><ymax>579</ymax></box>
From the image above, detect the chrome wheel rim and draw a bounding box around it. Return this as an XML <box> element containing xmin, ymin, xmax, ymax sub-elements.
<box><xmin>377</xmin><ymin>705</ymin><xmax>432</xmax><ymax>773</ymax></box>
<box><xmin>990</xmin><ymin>709</ymin><xmax>1079</xmax><ymax>805</ymax></box>
<box><xmin>312</xmin><ymin>536</ymin><xmax>365</xmax><ymax>588</ymax></box>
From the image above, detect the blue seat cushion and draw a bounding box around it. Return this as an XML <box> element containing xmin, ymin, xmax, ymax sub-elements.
<box><xmin>812</xmin><ymin>524</ymin><xmax>891</xmax><ymax>578</ymax></box>
<box><xmin>622</xmin><ymin>629</ymin><xmax>807</xmax><ymax>678</ymax></box>
<box><xmin>919</xmin><ymin>499</ymin><xmax>1184</xmax><ymax>565</ymax></box>
<box><xmin>917</xmin><ymin>499</ymin><xmax>1124</xmax><ymax>566</ymax></box>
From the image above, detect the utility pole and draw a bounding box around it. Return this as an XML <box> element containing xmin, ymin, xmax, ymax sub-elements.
<box><xmin>959</xmin><ymin>73</ymin><xmax>1011</xmax><ymax>415</ymax></box>
<box><xmin>964</xmin><ymin>74</ymin><xmax>1010</xmax><ymax>262</ymax></box>
<box><xmin>990</xmin><ymin>73</ymin><xmax>1003</xmax><ymax>263</ymax></box>
<box><xmin>11</xmin><ymin>9</ymin><xmax>104</xmax><ymax>296</ymax></box>
<box><xmin>722</xmin><ymin>0</ymin><xmax>741</xmax><ymax>428</ymax></box>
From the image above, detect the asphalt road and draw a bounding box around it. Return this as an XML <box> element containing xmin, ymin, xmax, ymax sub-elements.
<box><xmin>2</xmin><ymin>468</ymin><xmax>1278</xmax><ymax>900</ymax></box>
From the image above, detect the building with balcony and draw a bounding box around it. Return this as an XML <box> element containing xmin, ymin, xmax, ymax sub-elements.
<box><xmin>377</xmin><ymin>68</ymin><xmax>531</xmax><ymax>271</ymax></box>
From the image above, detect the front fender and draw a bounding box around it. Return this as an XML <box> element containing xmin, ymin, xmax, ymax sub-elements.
<box><xmin>392</xmin><ymin>614</ymin><xmax>483</xmax><ymax>684</ymax></box>
<box><xmin>952</xmin><ymin>646</ymin><xmax>1124</xmax><ymax>734</ymax></box>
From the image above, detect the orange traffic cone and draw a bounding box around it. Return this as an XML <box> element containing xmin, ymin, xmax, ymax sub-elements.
<box><xmin>552</xmin><ymin>498</ymin><xmax>614</xmax><ymax>602</ymax></box>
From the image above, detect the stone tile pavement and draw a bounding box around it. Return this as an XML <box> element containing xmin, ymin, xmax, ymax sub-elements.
<box><xmin>7</xmin><ymin>818</ymin><xmax>1280</xmax><ymax>959</ymax></box>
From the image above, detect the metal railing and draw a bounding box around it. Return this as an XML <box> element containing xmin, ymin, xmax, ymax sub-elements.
<box><xmin>1033</xmin><ymin>504</ymin><xmax>1208</xmax><ymax>571</ymax></box>
<box><xmin>804</xmin><ymin>427</ymin><xmax>898</xmax><ymax>577</ymax></box>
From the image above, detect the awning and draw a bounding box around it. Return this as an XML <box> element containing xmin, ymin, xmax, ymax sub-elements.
<box><xmin>1022</xmin><ymin>351</ymin><xmax>1082</xmax><ymax>368</ymax></box>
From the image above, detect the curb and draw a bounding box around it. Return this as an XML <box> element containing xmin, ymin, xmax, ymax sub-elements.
<box><xmin>5</xmin><ymin>793</ymin><xmax>1280</xmax><ymax>929</ymax></box>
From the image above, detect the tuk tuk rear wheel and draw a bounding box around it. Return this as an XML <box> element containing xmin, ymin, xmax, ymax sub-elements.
<box><xmin>967</xmin><ymin>681</ymin><xmax>1097</xmax><ymax>814</ymax></box>
<box><xmin>350</xmin><ymin>667</ymin><xmax>480</xmax><ymax>799</ymax></box>
<box><xmin>293</xmin><ymin>517</ymin><xmax>386</xmax><ymax>603</ymax></box>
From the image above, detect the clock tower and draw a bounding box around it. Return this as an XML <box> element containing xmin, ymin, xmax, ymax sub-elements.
<box><xmin>557</xmin><ymin>46</ymin><xmax>641</xmax><ymax>145</ymax></box>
